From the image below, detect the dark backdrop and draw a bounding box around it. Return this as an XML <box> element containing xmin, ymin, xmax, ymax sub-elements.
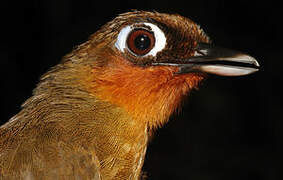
<box><xmin>1</xmin><ymin>1</ymin><xmax>282</xmax><ymax>180</ymax></box>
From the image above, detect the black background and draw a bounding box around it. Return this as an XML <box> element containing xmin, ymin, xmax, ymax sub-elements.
<box><xmin>0</xmin><ymin>1</ymin><xmax>282</xmax><ymax>179</ymax></box>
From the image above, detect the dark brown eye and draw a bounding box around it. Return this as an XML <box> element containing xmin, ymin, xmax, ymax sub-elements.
<box><xmin>127</xmin><ymin>29</ymin><xmax>155</xmax><ymax>56</ymax></box>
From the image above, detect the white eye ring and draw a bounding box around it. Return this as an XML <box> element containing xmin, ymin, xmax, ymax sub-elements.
<box><xmin>115</xmin><ymin>22</ymin><xmax>166</xmax><ymax>57</ymax></box>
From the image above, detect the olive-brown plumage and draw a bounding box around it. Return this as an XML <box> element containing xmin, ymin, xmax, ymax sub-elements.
<box><xmin>0</xmin><ymin>11</ymin><xmax>259</xmax><ymax>179</ymax></box>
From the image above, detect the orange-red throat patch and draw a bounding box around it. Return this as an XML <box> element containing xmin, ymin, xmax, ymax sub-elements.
<box><xmin>84</xmin><ymin>55</ymin><xmax>204</xmax><ymax>129</ymax></box>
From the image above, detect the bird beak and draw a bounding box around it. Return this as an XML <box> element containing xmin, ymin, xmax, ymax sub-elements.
<box><xmin>153</xmin><ymin>43</ymin><xmax>260</xmax><ymax>76</ymax></box>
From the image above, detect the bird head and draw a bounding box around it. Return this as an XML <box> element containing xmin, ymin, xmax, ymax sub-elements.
<box><xmin>66</xmin><ymin>11</ymin><xmax>259</xmax><ymax>129</ymax></box>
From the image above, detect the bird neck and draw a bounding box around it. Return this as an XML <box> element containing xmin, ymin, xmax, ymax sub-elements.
<box><xmin>7</xmin><ymin>62</ymin><xmax>149</xmax><ymax>179</ymax></box>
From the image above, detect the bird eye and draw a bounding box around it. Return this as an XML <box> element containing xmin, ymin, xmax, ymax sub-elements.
<box><xmin>115</xmin><ymin>23</ymin><xmax>166</xmax><ymax>57</ymax></box>
<box><xmin>127</xmin><ymin>29</ymin><xmax>155</xmax><ymax>56</ymax></box>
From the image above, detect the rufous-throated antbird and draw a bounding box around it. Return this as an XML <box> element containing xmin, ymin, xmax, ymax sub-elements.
<box><xmin>0</xmin><ymin>11</ymin><xmax>259</xmax><ymax>179</ymax></box>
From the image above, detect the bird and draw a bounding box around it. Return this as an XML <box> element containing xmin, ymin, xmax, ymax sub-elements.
<box><xmin>0</xmin><ymin>11</ymin><xmax>259</xmax><ymax>180</ymax></box>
